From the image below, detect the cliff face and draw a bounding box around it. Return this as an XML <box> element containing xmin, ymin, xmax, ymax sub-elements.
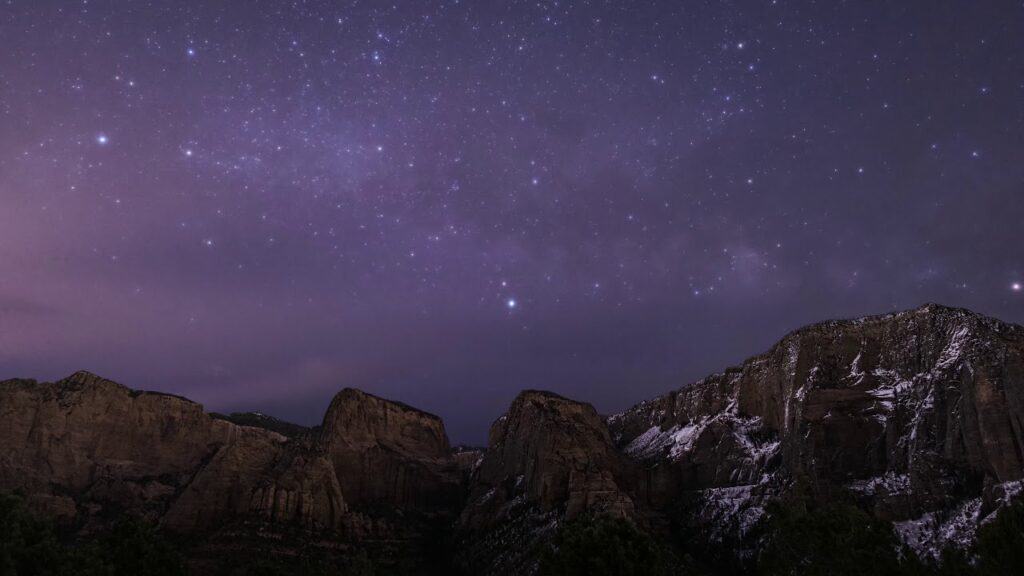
<box><xmin>319</xmin><ymin>388</ymin><xmax>464</xmax><ymax>513</ymax></box>
<box><xmin>2</xmin><ymin>303</ymin><xmax>1024</xmax><ymax>569</ymax></box>
<box><xmin>0</xmin><ymin>372</ymin><xmax>466</xmax><ymax>548</ymax></box>
<box><xmin>0</xmin><ymin>371</ymin><xmax>265</xmax><ymax>527</ymax></box>
<box><xmin>457</xmin><ymin>390</ymin><xmax>636</xmax><ymax>574</ymax></box>
<box><xmin>608</xmin><ymin>304</ymin><xmax>1024</xmax><ymax>556</ymax></box>
<box><xmin>463</xmin><ymin>390</ymin><xmax>635</xmax><ymax>525</ymax></box>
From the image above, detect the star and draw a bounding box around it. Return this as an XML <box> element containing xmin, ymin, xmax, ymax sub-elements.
<box><xmin>1</xmin><ymin>0</ymin><xmax>1020</xmax><ymax>450</ymax></box>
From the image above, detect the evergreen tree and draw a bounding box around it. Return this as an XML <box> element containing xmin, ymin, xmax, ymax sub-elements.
<box><xmin>539</xmin><ymin>514</ymin><xmax>681</xmax><ymax>576</ymax></box>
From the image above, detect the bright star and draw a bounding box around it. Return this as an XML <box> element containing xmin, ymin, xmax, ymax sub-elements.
<box><xmin>506</xmin><ymin>298</ymin><xmax>517</xmax><ymax>309</ymax></box>
<box><xmin>1013</xmin><ymin>282</ymin><xmax>1022</xmax><ymax>292</ymax></box>
<box><xmin>96</xmin><ymin>134</ymin><xmax>109</xmax><ymax>145</ymax></box>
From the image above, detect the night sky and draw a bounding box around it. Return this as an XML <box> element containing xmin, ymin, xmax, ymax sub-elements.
<box><xmin>2</xmin><ymin>1</ymin><xmax>1022</xmax><ymax>443</ymax></box>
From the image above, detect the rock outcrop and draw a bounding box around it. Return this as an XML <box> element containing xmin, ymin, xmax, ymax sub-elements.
<box><xmin>3</xmin><ymin>303</ymin><xmax>1024</xmax><ymax>570</ymax></box>
<box><xmin>319</xmin><ymin>388</ymin><xmax>464</xmax><ymax>513</ymax></box>
<box><xmin>608</xmin><ymin>303</ymin><xmax>1024</xmax><ymax>557</ymax></box>
<box><xmin>0</xmin><ymin>371</ymin><xmax>469</xmax><ymax>567</ymax></box>
<box><xmin>0</xmin><ymin>371</ymin><xmax>271</xmax><ymax>528</ymax></box>
<box><xmin>458</xmin><ymin>390</ymin><xmax>637</xmax><ymax>574</ymax></box>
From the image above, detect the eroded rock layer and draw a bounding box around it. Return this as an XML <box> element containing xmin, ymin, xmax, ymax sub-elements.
<box><xmin>457</xmin><ymin>390</ymin><xmax>637</xmax><ymax>573</ymax></box>
<box><xmin>0</xmin><ymin>372</ymin><xmax>467</xmax><ymax>564</ymax></box>
<box><xmin>608</xmin><ymin>303</ymin><xmax>1024</xmax><ymax>557</ymax></box>
<box><xmin>3</xmin><ymin>303</ymin><xmax>1024</xmax><ymax>570</ymax></box>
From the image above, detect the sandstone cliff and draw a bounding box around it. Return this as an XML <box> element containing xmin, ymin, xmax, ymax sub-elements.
<box><xmin>608</xmin><ymin>303</ymin><xmax>1024</xmax><ymax>557</ymax></box>
<box><xmin>0</xmin><ymin>372</ymin><xmax>467</xmax><ymax>556</ymax></box>
<box><xmin>457</xmin><ymin>390</ymin><xmax>636</xmax><ymax>574</ymax></box>
<box><xmin>3</xmin><ymin>303</ymin><xmax>1024</xmax><ymax>571</ymax></box>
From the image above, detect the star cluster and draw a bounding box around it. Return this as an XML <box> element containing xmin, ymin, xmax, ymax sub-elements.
<box><xmin>1</xmin><ymin>1</ymin><xmax>1022</xmax><ymax>442</ymax></box>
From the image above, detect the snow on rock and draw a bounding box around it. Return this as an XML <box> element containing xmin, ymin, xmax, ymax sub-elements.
<box><xmin>895</xmin><ymin>497</ymin><xmax>983</xmax><ymax>559</ymax></box>
<box><xmin>847</xmin><ymin>472</ymin><xmax>911</xmax><ymax>497</ymax></box>
<box><xmin>697</xmin><ymin>484</ymin><xmax>764</xmax><ymax>540</ymax></box>
<box><xmin>936</xmin><ymin>326</ymin><xmax>971</xmax><ymax>369</ymax></box>
<box><xmin>668</xmin><ymin>420</ymin><xmax>707</xmax><ymax>459</ymax></box>
<box><xmin>894</xmin><ymin>480</ymin><xmax>1024</xmax><ymax>559</ymax></box>
<box><xmin>622</xmin><ymin>398</ymin><xmax>779</xmax><ymax>467</ymax></box>
<box><xmin>608</xmin><ymin>304</ymin><xmax>1024</xmax><ymax>559</ymax></box>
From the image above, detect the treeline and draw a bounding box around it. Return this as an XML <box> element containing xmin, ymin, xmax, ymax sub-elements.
<box><xmin>0</xmin><ymin>493</ymin><xmax>375</xmax><ymax>576</ymax></box>
<box><xmin>538</xmin><ymin>500</ymin><xmax>1024</xmax><ymax>576</ymax></box>
<box><xmin>0</xmin><ymin>493</ymin><xmax>183</xmax><ymax>576</ymax></box>
<box><xmin>2</xmin><ymin>491</ymin><xmax>1022</xmax><ymax>575</ymax></box>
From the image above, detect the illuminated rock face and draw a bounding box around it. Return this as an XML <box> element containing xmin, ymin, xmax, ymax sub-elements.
<box><xmin>2</xmin><ymin>303</ymin><xmax>1023</xmax><ymax>568</ymax></box>
<box><xmin>454</xmin><ymin>389</ymin><xmax>638</xmax><ymax>574</ymax></box>
<box><xmin>318</xmin><ymin>388</ymin><xmax>465</xmax><ymax>513</ymax></box>
<box><xmin>462</xmin><ymin>390</ymin><xmax>635</xmax><ymax>524</ymax></box>
<box><xmin>0</xmin><ymin>372</ymin><xmax>465</xmax><ymax>542</ymax></box>
<box><xmin>608</xmin><ymin>303</ymin><xmax>1024</xmax><ymax>557</ymax></box>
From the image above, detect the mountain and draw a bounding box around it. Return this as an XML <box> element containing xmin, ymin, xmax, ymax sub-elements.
<box><xmin>0</xmin><ymin>373</ymin><xmax>470</xmax><ymax>572</ymax></box>
<box><xmin>1</xmin><ymin>303</ymin><xmax>1023</xmax><ymax>573</ymax></box>
<box><xmin>457</xmin><ymin>390</ymin><xmax>638</xmax><ymax>573</ymax></box>
<box><xmin>608</xmin><ymin>303</ymin><xmax>1024</xmax><ymax>558</ymax></box>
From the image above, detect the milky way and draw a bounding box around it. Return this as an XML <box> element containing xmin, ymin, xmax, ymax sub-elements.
<box><xmin>2</xmin><ymin>1</ymin><xmax>1022</xmax><ymax>442</ymax></box>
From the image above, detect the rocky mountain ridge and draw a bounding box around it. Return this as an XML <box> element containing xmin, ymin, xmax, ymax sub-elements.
<box><xmin>608</xmin><ymin>303</ymin><xmax>1024</xmax><ymax>558</ymax></box>
<box><xmin>2</xmin><ymin>303</ymin><xmax>1023</xmax><ymax>573</ymax></box>
<box><xmin>0</xmin><ymin>371</ymin><xmax>468</xmax><ymax>570</ymax></box>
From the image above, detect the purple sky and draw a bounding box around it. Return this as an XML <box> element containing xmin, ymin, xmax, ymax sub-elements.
<box><xmin>2</xmin><ymin>1</ymin><xmax>1023</xmax><ymax>443</ymax></box>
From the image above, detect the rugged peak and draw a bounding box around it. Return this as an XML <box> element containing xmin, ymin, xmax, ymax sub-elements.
<box><xmin>505</xmin><ymin>389</ymin><xmax>592</xmax><ymax>411</ymax></box>
<box><xmin>610</xmin><ymin>303</ymin><xmax>1024</xmax><ymax>557</ymax></box>
<box><xmin>53</xmin><ymin>370</ymin><xmax>200</xmax><ymax>405</ymax></box>
<box><xmin>331</xmin><ymin>387</ymin><xmax>444</xmax><ymax>422</ymax></box>
<box><xmin>489</xmin><ymin>389</ymin><xmax>609</xmax><ymax>453</ymax></box>
<box><xmin>59</xmin><ymin>370</ymin><xmax>114</xmax><ymax>388</ymax></box>
<box><xmin>459</xmin><ymin>388</ymin><xmax>637</xmax><ymax>573</ymax></box>
<box><xmin>313</xmin><ymin>387</ymin><xmax>463</xmax><ymax>513</ymax></box>
<box><xmin>464</xmin><ymin>387</ymin><xmax>635</xmax><ymax>523</ymax></box>
<box><xmin>514</xmin><ymin>388</ymin><xmax>573</xmax><ymax>401</ymax></box>
<box><xmin>787</xmin><ymin>302</ymin><xmax>1012</xmax><ymax>338</ymax></box>
<box><xmin>319</xmin><ymin>387</ymin><xmax>450</xmax><ymax>457</ymax></box>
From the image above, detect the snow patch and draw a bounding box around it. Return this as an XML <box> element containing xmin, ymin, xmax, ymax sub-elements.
<box><xmin>622</xmin><ymin>401</ymin><xmax>779</xmax><ymax>466</ymax></box>
<box><xmin>936</xmin><ymin>326</ymin><xmax>970</xmax><ymax>369</ymax></box>
<box><xmin>895</xmin><ymin>497</ymin><xmax>983</xmax><ymax>559</ymax></box>
<box><xmin>847</xmin><ymin>472</ymin><xmax>911</xmax><ymax>497</ymax></box>
<box><xmin>894</xmin><ymin>479</ymin><xmax>1024</xmax><ymax>560</ymax></box>
<box><xmin>699</xmin><ymin>484</ymin><xmax>764</xmax><ymax>537</ymax></box>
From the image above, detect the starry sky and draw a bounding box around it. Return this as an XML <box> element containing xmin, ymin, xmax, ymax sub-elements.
<box><xmin>2</xmin><ymin>0</ymin><xmax>1023</xmax><ymax>443</ymax></box>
